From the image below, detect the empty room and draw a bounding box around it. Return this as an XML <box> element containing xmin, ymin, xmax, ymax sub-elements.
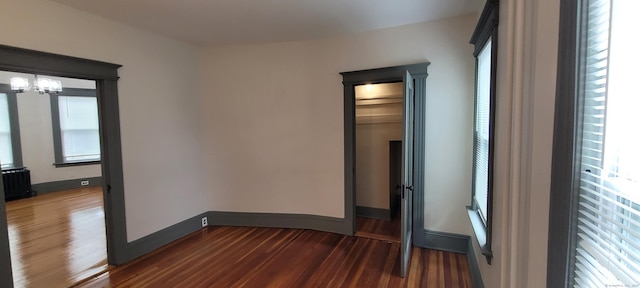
<box><xmin>2</xmin><ymin>0</ymin><xmax>638</xmax><ymax>287</ymax></box>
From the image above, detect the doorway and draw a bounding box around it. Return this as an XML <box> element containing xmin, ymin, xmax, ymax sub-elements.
<box><xmin>0</xmin><ymin>71</ymin><xmax>108</xmax><ymax>287</ymax></box>
<box><xmin>341</xmin><ymin>63</ymin><xmax>429</xmax><ymax>277</ymax></box>
<box><xmin>0</xmin><ymin>45</ymin><xmax>128</xmax><ymax>288</ymax></box>
<box><xmin>353</xmin><ymin>82</ymin><xmax>403</xmax><ymax>242</ymax></box>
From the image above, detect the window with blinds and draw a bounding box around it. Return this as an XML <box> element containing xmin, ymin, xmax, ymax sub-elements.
<box><xmin>474</xmin><ymin>39</ymin><xmax>492</xmax><ymax>223</ymax></box>
<box><xmin>571</xmin><ymin>0</ymin><xmax>640</xmax><ymax>286</ymax></box>
<box><xmin>58</xmin><ymin>95</ymin><xmax>100</xmax><ymax>162</ymax></box>
<box><xmin>468</xmin><ymin>0</ymin><xmax>498</xmax><ymax>264</ymax></box>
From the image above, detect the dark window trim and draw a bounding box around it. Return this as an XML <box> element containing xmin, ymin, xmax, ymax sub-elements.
<box><xmin>49</xmin><ymin>87</ymin><xmax>101</xmax><ymax>166</ymax></box>
<box><xmin>0</xmin><ymin>84</ymin><xmax>23</xmax><ymax>169</ymax></box>
<box><xmin>547</xmin><ymin>0</ymin><xmax>582</xmax><ymax>286</ymax></box>
<box><xmin>53</xmin><ymin>160</ymin><xmax>101</xmax><ymax>168</ymax></box>
<box><xmin>467</xmin><ymin>0</ymin><xmax>498</xmax><ymax>265</ymax></box>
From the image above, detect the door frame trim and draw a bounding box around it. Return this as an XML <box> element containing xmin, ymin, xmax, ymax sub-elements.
<box><xmin>340</xmin><ymin>62</ymin><xmax>430</xmax><ymax>244</ymax></box>
<box><xmin>0</xmin><ymin>44</ymin><xmax>128</xmax><ymax>287</ymax></box>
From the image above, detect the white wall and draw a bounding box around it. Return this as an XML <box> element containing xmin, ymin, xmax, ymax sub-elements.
<box><xmin>355</xmin><ymin>122</ymin><xmax>402</xmax><ymax>209</ymax></box>
<box><xmin>201</xmin><ymin>14</ymin><xmax>476</xmax><ymax>234</ymax></box>
<box><xmin>0</xmin><ymin>0</ymin><xmax>207</xmax><ymax>241</ymax></box>
<box><xmin>0</xmin><ymin>71</ymin><xmax>101</xmax><ymax>184</ymax></box>
<box><xmin>355</xmin><ymin>84</ymin><xmax>403</xmax><ymax>210</ymax></box>
<box><xmin>472</xmin><ymin>0</ymin><xmax>559</xmax><ymax>287</ymax></box>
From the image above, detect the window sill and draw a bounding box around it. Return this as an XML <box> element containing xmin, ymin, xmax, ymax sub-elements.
<box><xmin>467</xmin><ymin>206</ymin><xmax>493</xmax><ymax>264</ymax></box>
<box><xmin>2</xmin><ymin>166</ymin><xmax>25</xmax><ymax>172</ymax></box>
<box><xmin>53</xmin><ymin>160</ymin><xmax>101</xmax><ymax>168</ymax></box>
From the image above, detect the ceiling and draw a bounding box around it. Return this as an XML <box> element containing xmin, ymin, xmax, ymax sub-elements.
<box><xmin>355</xmin><ymin>82</ymin><xmax>404</xmax><ymax>124</ymax></box>
<box><xmin>355</xmin><ymin>82</ymin><xmax>402</xmax><ymax>101</ymax></box>
<box><xmin>50</xmin><ymin>0</ymin><xmax>483</xmax><ymax>45</ymax></box>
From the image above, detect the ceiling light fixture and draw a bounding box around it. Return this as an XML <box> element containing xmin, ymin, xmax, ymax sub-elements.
<box><xmin>10</xmin><ymin>77</ymin><xmax>29</xmax><ymax>93</ymax></box>
<box><xmin>10</xmin><ymin>75</ymin><xmax>63</xmax><ymax>94</ymax></box>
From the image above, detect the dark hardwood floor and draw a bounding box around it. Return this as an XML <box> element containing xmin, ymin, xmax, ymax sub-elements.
<box><xmin>6</xmin><ymin>187</ymin><xmax>107</xmax><ymax>288</ymax></box>
<box><xmin>355</xmin><ymin>214</ymin><xmax>401</xmax><ymax>243</ymax></box>
<box><xmin>79</xmin><ymin>226</ymin><xmax>473</xmax><ymax>287</ymax></box>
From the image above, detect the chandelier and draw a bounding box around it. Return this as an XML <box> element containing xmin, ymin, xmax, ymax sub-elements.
<box><xmin>10</xmin><ymin>75</ymin><xmax>63</xmax><ymax>94</ymax></box>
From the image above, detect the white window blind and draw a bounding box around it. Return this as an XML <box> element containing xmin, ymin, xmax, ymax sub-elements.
<box><xmin>58</xmin><ymin>96</ymin><xmax>100</xmax><ymax>162</ymax></box>
<box><xmin>0</xmin><ymin>93</ymin><xmax>13</xmax><ymax>168</ymax></box>
<box><xmin>474</xmin><ymin>39</ymin><xmax>492</xmax><ymax>223</ymax></box>
<box><xmin>572</xmin><ymin>0</ymin><xmax>640</xmax><ymax>286</ymax></box>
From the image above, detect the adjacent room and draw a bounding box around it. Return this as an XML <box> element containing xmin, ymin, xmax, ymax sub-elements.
<box><xmin>0</xmin><ymin>71</ymin><xmax>107</xmax><ymax>287</ymax></box>
<box><xmin>354</xmin><ymin>82</ymin><xmax>404</xmax><ymax>242</ymax></box>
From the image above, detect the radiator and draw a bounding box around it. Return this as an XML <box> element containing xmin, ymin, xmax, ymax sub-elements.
<box><xmin>2</xmin><ymin>167</ymin><xmax>33</xmax><ymax>201</ymax></box>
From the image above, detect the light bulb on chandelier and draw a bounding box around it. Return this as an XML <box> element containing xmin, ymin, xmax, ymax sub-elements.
<box><xmin>10</xmin><ymin>75</ymin><xmax>63</xmax><ymax>94</ymax></box>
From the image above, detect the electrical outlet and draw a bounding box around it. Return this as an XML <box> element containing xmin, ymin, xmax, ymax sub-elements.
<box><xmin>201</xmin><ymin>216</ymin><xmax>208</xmax><ymax>227</ymax></box>
<box><xmin>81</xmin><ymin>180</ymin><xmax>89</xmax><ymax>186</ymax></box>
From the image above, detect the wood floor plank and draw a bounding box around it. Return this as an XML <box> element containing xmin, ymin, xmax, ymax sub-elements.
<box><xmin>376</xmin><ymin>241</ymin><xmax>398</xmax><ymax>288</ymax></box>
<box><xmin>6</xmin><ymin>187</ymin><xmax>107</xmax><ymax>288</ymax></box>
<box><xmin>355</xmin><ymin>215</ymin><xmax>401</xmax><ymax>243</ymax></box>
<box><xmin>407</xmin><ymin>247</ymin><xmax>422</xmax><ymax>286</ymax></box>
<box><xmin>79</xmin><ymin>226</ymin><xmax>473</xmax><ymax>288</ymax></box>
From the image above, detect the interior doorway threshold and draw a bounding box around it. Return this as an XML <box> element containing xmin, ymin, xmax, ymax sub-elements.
<box><xmin>354</xmin><ymin>231</ymin><xmax>400</xmax><ymax>243</ymax></box>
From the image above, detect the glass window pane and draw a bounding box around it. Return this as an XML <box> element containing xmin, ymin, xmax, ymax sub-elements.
<box><xmin>58</xmin><ymin>96</ymin><xmax>100</xmax><ymax>161</ymax></box>
<box><xmin>0</xmin><ymin>93</ymin><xmax>14</xmax><ymax>168</ymax></box>
<box><xmin>604</xmin><ymin>0</ymin><xmax>640</xmax><ymax>183</ymax></box>
<box><xmin>475</xmin><ymin>39</ymin><xmax>492</xmax><ymax>222</ymax></box>
<box><xmin>571</xmin><ymin>0</ymin><xmax>640</xmax><ymax>286</ymax></box>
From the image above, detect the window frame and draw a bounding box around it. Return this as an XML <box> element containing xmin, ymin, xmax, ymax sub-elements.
<box><xmin>548</xmin><ymin>0</ymin><xmax>640</xmax><ymax>286</ymax></box>
<box><xmin>50</xmin><ymin>87</ymin><xmax>101</xmax><ymax>167</ymax></box>
<box><xmin>467</xmin><ymin>0</ymin><xmax>499</xmax><ymax>265</ymax></box>
<box><xmin>0</xmin><ymin>84</ymin><xmax>23</xmax><ymax>169</ymax></box>
<box><xmin>547</xmin><ymin>0</ymin><xmax>591</xmax><ymax>286</ymax></box>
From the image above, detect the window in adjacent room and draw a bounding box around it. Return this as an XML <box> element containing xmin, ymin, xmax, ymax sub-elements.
<box><xmin>0</xmin><ymin>84</ymin><xmax>22</xmax><ymax>169</ymax></box>
<box><xmin>51</xmin><ymin>88</ymin><xmax>101</xmax><ymax>166</ymax></box>
<box><xmin>467</xmin><ymin>0</ymin><xmax>498</xmax><ymax>264</ymax></box>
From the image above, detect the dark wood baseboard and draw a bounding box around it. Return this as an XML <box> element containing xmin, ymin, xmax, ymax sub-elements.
<box><xmin>207</xmin><ymin>211</ymin><xmax>349</xmax><ymax>235</ymax></box>
<box><xmin>356</xmin><ymin>206</ymin><xmax>391</xmax><ymax>220</ymax></box>
<box><xmin>31</xmin><ymin>176</ymin><xmax>102</xmax><ymax>195</ymax></box>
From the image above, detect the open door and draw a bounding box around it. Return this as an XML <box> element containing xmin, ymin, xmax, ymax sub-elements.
<box><xmin>400</xmin><ymin>71</ymin><xmax>414</xmax><ymax>277</ymax></box>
